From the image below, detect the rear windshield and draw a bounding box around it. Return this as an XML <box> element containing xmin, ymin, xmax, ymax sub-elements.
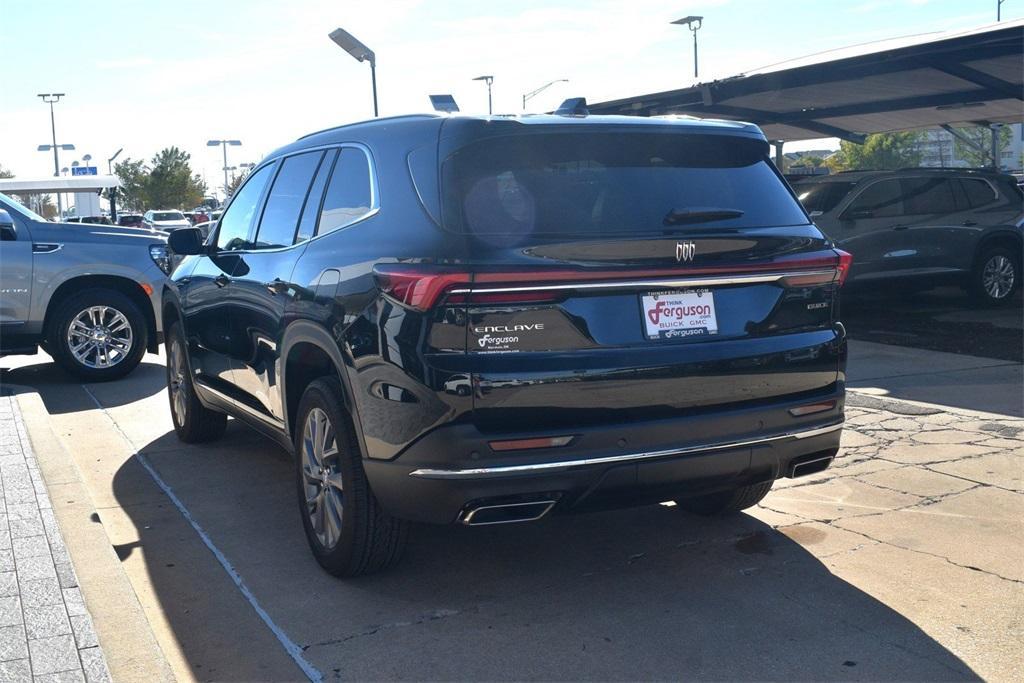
<box><xmin>153</xmin><ymin>211</ymin><xmax>184</xmax><ymax>221</ymax></box>
<box><xmin>794</xmin><ymin>181</ymin><xmax>855</xmax><ymax>213</ymax></box>
<box><xmin>441</xmin><ymin>132</ymin><xmax>808</xmax><ymax>238</ymax></box>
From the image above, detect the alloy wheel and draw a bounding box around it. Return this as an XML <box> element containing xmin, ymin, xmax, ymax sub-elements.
<box><xmin>66</xmin><ymin>306</ymin><xmax>133</xmax><ymax>369</ymax></box>
<box><xmin>982</xmin><ymin>255</ymin><xmax>1015</xmax><ymax>300</ymax></box>
<box><xmin>168</xmin><ymin>337</ymin><xmax>188</xmax><ymax>425</ymax></box>
<box><xmin>301</xmin><ymin>407</ymin><xmax>344</xmax><ymax>549</ymax></box>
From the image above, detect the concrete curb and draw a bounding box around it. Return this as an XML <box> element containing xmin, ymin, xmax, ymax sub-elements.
<box><xmin>12</xmin><ymin>386</ymin><xmax>175</xmax><ymax>683</ymax></box>
<box><xmin>847</xmin><ymin>387</ymin><xmax>1024</xmax><ymax>421</ymax></box>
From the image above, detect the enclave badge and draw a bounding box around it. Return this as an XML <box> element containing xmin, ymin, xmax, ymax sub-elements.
<box><xmin>675</xmin><ymin>241</ymin><xmax>696</xmax><ymax>263</ymax></box>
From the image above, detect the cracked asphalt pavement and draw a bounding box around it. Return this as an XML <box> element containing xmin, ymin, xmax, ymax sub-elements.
<box><xmin>1</xmin><ymin>352</ymin><xmax>1022</xmax><ymax>681</ymax></box>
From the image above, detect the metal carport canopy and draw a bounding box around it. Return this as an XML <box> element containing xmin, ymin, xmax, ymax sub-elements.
<box><xmin>589</xmin><ymin>20</ymin><xmax>1024</xmax><ymax>143</ymax></box>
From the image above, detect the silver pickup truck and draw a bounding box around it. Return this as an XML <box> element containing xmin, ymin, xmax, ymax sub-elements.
<box><xmin>0</xmin><ymin>192</ymin><xmax>171</xmax><ymax>381</ymax></box>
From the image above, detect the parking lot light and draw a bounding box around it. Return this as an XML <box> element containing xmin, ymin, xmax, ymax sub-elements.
<box><xmin>37</xmin><ymin>93</ymin><xmax>70</xmax><ymax>218</ymax></box>
<box><xmin>328</xmin><ymin>27</ymin><xmax>378</xmax><ymax>117</ymax></box>
<box><xmin>671</xmin><ymin>15</ymin><xmax>704</xmax><ymax>79</ymax></box>
<box><xmin>472</xmin><ymin>75</ymin><xmax>494</xmax><ymax>114</ymax></box>
<box><xmin>207</xmin><ymin>139</ymin><xmax>243</xmax><ymax>198</ymax></box>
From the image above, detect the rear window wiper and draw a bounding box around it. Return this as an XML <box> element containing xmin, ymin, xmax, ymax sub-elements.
<box><xmin>663</xmin><ymin>207</ymin><xmax>745</xmax><ymax>226</ymax></box>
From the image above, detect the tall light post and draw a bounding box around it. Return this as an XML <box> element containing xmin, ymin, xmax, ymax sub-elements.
<box><xmin>998</xmin><ymin>0</ymin><xmax>1007</xmax><ymax>20</ymax></box>
<box><xmin>328</xmin><ymin>28</ymin><xmax>378</xmax><ymax>117</ymax></box>
<box><xmin>671</xmin><ymin>15</ymin><xmax>704</xmax><ymax>79</ymax></box>
<box><xmin>207</xmin><ymin>139</ymin><xmax>242</xmax><ymax>198</ymax></box>
<box><xmin>107</xmin><ymin>148</ymin><xmax>123</xmax><ymax>220</ymax></box>
<box><xmin>472</xmin><ymin>75</ymin><xmax>494</xmax><ymax>114</ymax></box>
<box><xmin>522</xmin><ymin>79</ymin><xmax>569</xmax><ymax>111</ymax></box>
<box><xmin>37</xmin><ymin>93</ymin><xmax>71</xmax><ymax>218</ymax></box>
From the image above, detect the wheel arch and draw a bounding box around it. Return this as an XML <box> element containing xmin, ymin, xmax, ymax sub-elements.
<box><xmin>281</xmin><ymin>321</ymin><xmax>362</xmax><ymax>450</ymax></box>
<box><xmin>975</xmin><ymin>229</ymin><xmax>1023</xmax><ymax>266</ymax></box>
<box><xmin>44</xmin><ymin>275</ymin><xmax>159</xmax><ymax>353</ymax></box>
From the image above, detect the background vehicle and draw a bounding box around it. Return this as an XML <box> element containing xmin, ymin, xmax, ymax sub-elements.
<box><xmin>0</xmin><ymin>193</ymin><xmax>171</xmax><ymax>381</ymax></box>
<box><xmin>793</xmin><ymin>168</ymin><xmax>1023</xmax><ymax>305</ymax></box>
<box><xmin>143</xmin><ymin>210</ymin><xmax>191</xmax><ymax>233</ymax></box>
<box><xmin>65</xmin><ymin>215</ymin><xmax>113</xmax><ymax>225</ymax></box>
<box><xmin>191</xmin><ymin>220</ymin><xmax>215</xmax><ymax>241</ymax></box>
<box><xmin>116</xmin><ymin>214</ymin><xmax>145</xmax><ymax>228</ymax></box>
<box><xmin>163</xmin><ymin>112</ymin><xmax>848</xmax><ymax>577</ymax></box>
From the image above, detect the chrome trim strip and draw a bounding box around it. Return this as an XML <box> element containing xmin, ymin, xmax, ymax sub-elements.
<box><xmin>194</xmin><ymin>379</ymin><xmax>285</xmax><ymax>430</ymax></box>
<box><xmin>448</xmin><ymin>270</ymin><xmax>835</xmax><ymax>295</ymax></box>
<box><xmin>32</xmin><ymin>243</ymin><xmax>64</xmax><ymax>253</ymax></box>
<box><xmin>409</xmin><ymin>422</ymin><xmax>843</xmax><ymax>479</ymax></box>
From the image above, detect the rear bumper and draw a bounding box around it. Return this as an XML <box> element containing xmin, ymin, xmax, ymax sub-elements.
<box><xmin>365</xmin><ymin>386</ymin><xmax>844</xmax><ymax>524</ymax></box>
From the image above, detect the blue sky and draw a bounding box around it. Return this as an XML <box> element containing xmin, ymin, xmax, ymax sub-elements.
<box><xmin>2</xmin><ymin>0</ymin><xmax>1020</xmax><ymax>198</ymax></box>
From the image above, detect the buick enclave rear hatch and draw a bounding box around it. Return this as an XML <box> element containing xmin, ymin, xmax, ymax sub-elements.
<box><xmin>386</xmin><ymin>124</ymin><xmax>848</xmax><ymax>431</ymax></box>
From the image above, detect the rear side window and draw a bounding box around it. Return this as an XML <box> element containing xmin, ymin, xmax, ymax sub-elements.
<box><xmin>845</xmin><ymin>179</ymin><xmax>903</xmax><ymax>218</ymax></box>
<box><xmin>959</xmin><ymin>178</ymin><xmax>998</xmax><ymax>208</ymax></box>
<box><xmin>795</xmin><ymin>182</ymin><xmax>855</xmax><ymax>213</ymax></box>
<box><xmin>254</xmin><ymin>151</ymin><xmax>324</xmax><ymax>248</ymax></box>
<box><xmin>296</xmin><ymin>149</ymin><xmax>337</xmax><ymax>242</ymax></box>
<box><xmin>901</xmin><ymin>177</ymin><xmax>956</xmax><ymax>215</ymax></box>
<box><xmin>441</xmin><ymin>133</ymin><xmax>808</xmax><ymax>238</ymax></box>
<box><xmin>317</xmin><ymin>148</ymin><xmax>374</xmax><ymax>236</ymax></box>
<box><xmin>216</xmin><ymin>163</ymin><xmax>275</xmax><ymax>251</ymax></box>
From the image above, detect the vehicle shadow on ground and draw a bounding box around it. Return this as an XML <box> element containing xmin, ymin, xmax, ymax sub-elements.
<box><xmin>0</xmin><ymin>357</ymin><xmax>166</xmax><ymax>413</ymax></box>
<box><xmin>111</xmin><ymin>425</ymin><xmax>981</xmax><ymax>682</ymax></box>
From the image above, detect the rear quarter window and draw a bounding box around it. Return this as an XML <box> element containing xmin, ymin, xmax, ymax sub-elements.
<box><xmin>441</xmin><ymin>132</ymin><xmax>809</xmax><ymax>239</ymax></box>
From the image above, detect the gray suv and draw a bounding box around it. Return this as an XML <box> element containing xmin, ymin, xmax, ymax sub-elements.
<box><xmin>0</xmin><ymin>193</ymin><xmax>170</xmax><ymax>381</ymax></box>
<box><xmin>793</xmin><ymin>169</ymin><xmax>1023</xmax><ymax>305</ymax></box>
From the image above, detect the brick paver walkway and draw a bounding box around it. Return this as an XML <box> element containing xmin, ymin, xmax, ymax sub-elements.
<box><xmin>0</xmin><ymin>391</ymin><xmax>111</xmax><ymax>682</ymax></box>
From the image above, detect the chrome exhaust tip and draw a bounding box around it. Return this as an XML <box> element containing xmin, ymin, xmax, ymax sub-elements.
<box><xmin>459</xmin><ymin>500</ymin><xmax>557</xmax><ymax>526</ymax></box>
<box><xmin>788</xmin><ymin>453</ymin><xmax>834</xmax><ymax>478</ymax></box>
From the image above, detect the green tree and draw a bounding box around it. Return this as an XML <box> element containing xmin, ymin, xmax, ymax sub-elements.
<box><xmin>144</xmin><ymin>147</ymin><xmax>206</xmax><ymax>209</ymax></box>
<box><xmin>825</xmin><ymin>131</ymin><xmax>924</xmax><ymax>172</ymax></box>
<box><xmin>0</xmin><ymin>165</ymin><xmax>13</xmax><ymax>179</ymax></box>
<box><xmin>949</xmin><ymin>125</ymin><xmax>1012</xmax><ymax>168</ymax></box>
<box><xmin>223</xmin><ymin>168</ymin><xmax>249</xmax><ymax>200</ymax></box>
<box><xmin>112</xmin><ymin>158</ymin><xmax>149</xmax><ymax>211</ymax></box>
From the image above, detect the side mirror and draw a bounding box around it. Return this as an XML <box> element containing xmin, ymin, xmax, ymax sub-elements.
<box><xmin>167</xmin><ymin>227</ymin><xmax>206</xmax><ymax>255</ymax></box>
<box><xmin>842</xmin><ymin>209</ymin><xmax>874</xmax><ymax>221</ymax></box>
<box><xmin>0</xmin><ymin>209</ymin><xmax>15</xmax><ymax>241</ymax></box>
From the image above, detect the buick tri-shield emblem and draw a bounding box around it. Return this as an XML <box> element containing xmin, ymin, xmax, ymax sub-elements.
<box><xmin>676</xmin><ymin>241</ymin><xmax>696</xmax><ymax>262</ymax></box>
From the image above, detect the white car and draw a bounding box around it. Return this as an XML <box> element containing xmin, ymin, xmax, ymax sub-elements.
<box><xmin>142</xmin><ymin>210</ymin><xmax>191</xmax><ymax>233</ymax></box>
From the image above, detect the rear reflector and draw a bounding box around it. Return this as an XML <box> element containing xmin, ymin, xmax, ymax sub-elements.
<box><xmin>488</xmin><ymin>435</ymin><xmax>575</xmax><ymax>452</ymax></box>
<box><xmin>788</xmin><ymin>400</ymin><xmax>837</xmax><ymax>417</ymax></box>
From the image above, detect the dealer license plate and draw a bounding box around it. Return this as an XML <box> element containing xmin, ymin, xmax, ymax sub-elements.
<box><xmin>641</xmin><ymin>289</ymin><xmax>719</xmax><ymax>340</ymax></box>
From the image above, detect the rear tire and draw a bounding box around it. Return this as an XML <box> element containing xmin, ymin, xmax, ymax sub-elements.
<box><xmin>675</xmin><ymin>480</ymin><xmax>774</xmax><ymax>516</ymax></box>
<box><xmin>48</xmin><ymin>288</ymin><xmax>147</xmax><ymax>382</ymax></box>
<box><xmin>295</xmin><ymin>377</ymin><xmax>408</xmax><ymax>577</ymax></box>
<box><xmin>166</xmin><ymin>322</ymin><xmax>227</xmax><ymax>443</ymax></box>
<box><xmin>970</xmin><ymin>245</ymin><xmax>1020</xmax><ymax>307</ymax></box>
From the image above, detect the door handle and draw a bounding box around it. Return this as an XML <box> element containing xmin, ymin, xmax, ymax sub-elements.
<box><xmin>962</xmin><ymin>220</ymin><xmax>978</xmax><ymax>227</ymax></box>
<box><xmin>892</xmin><ymin>225</ymin><xmax>909</xmax><ymax>231</ymax></box>
<box><xmin>214</xmin><ymin>274</ymin><xmax>231</xmax><ymax>287</ymax></box>
<box><xmin>265</xmin><ymin>279</ymin><xmax>289</xmax><ymax>296</ymax></box>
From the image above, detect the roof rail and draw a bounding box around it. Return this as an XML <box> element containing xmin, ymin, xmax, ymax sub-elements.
<box><xmin>296</xmin><ymin>114</ymin><xmax>440</xmax><ymax>140</ymax></box>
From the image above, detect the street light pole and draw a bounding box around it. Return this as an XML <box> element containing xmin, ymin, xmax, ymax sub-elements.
<box><xmin>522</xmin><ymin>79</ymin><xmax>569</xmax><ymax>112</ymax></box>
<box><xmin>997</xmin><ymin>0</ymin><xmax>1006</xmax><ymax>20</ymax></box>
<box><xmin>328</xmin><ymin>28</ymin><xmax>379</xmax><ymax>117</ymax></box>
<box><xmin>38</xmin><ymin>93</ymin><xmax>66</xmax><ymax>218</ymax></box>
<box><xmin>207</xmin><ymin>139</ymin><xmax>242</xmax><ymax>198</ymax></box>
<box><xmin>473</xmin><ymin>75</ymin><xmax>494</xmax><ymax>114</ymax></box>
<box><xmin>671</xmin><ymin>16</ymin><xmax>704</xmax><ymax>79</ymax></box>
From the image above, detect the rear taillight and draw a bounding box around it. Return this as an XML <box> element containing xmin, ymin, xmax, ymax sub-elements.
<box><xmin>835</xmin><ymin>249</ymin><xmax>853</xmax><ymax>287</ymax></box>
<box><xmin>373</xmin><ymin>266</ymin><xmax>469</xmax><ymax>311</ymax></box>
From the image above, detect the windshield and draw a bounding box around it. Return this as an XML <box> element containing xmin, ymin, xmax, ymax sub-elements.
<box><xmin>441</xmin><ymin>132</ymin><xmax>808</xmax><ymax>238</ymax></box>
<box><xmin>153</xmin><ymin>211</ymin><xmax>185</xmax><ymax>221</ymax></box>
<box><xmin>0</xmin><ymin>192</ymin><xmax>47</xmax><ymax>222</ymax></box>
<box><xmin>794</xmin><ymin>182</ymin><xmax>855</xmax><ymax>213</ymax></box>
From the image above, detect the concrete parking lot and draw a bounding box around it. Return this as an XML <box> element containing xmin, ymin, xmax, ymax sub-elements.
<box><xmin>1</xmin><ymin>294</ymin><xmax>1022</xmax><ymax>682</ymax></box>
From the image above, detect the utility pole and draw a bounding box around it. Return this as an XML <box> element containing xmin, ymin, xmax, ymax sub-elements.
<box><xmin>38</xmin><ymin>93</ymin><xmax>66</xmax><ymax>219</ymax></box>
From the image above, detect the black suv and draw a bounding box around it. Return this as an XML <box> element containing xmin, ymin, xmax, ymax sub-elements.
<box><xmin>793</xmin><ymin>169</ymin><xmax>1023</xmax><ymax>305</ymax></box>
<box><xmin>163</xmin><ymin>112</ymin><xmax>849</xmax><ymax>576</ymax></box>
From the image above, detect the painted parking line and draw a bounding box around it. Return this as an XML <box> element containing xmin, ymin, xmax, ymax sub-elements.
<box><xmin>81</xmin><ymin>384</ymin><xmax>323</xmax><ymax>682</ymax></box>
